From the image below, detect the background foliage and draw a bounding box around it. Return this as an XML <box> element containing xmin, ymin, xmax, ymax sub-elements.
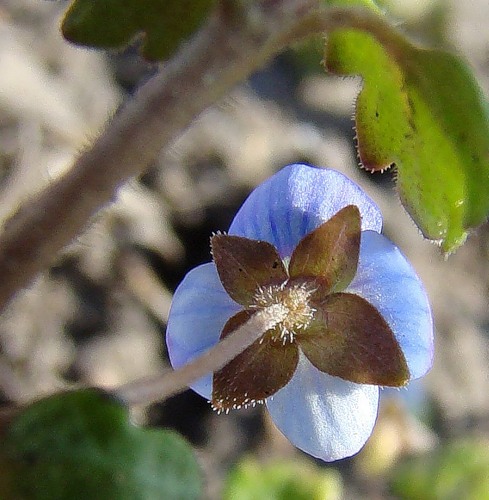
<box><xmin>1</xmin><ymin>0</ymin><xmax>489</xmax><ymax>498</ymax></box>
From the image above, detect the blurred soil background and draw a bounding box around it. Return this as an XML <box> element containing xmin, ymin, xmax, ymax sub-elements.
<box><xmin>1</xmin><ymin>0</ymin><xmax>489</xmax><ymax>498</ymax></box>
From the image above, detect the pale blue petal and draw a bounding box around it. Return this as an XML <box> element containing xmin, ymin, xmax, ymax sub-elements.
<box><xmin>166</xmin><ymin>263</ymin><xmax>241</xmax><ymax>399</ymax></box>
<box><xmin>346</xmin><ymin>231</ymin><xmax>434</xmax><ymax>380</ymax></box>
<box><xmin>266</xmin><ymin>353</ymin><xmax>379</xmax><ymax>461</ymax></box>
<box><xmin>229</xmin><ymin>164</ymin><xmax>382</xmax><ymax>258</ymax></box>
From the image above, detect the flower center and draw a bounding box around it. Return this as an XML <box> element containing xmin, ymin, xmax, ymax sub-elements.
<box><xmin>251</xmin><ymin>281</ymin><xmax>316</xmax><ymax>344</ymax></box>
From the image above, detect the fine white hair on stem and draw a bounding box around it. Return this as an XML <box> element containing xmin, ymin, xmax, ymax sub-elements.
<box><xmin>114</xmin><ymin>303</ymin><xmax>287</xmax><ymax>406</ymax></box>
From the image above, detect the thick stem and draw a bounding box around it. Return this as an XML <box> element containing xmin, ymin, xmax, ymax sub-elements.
<box><xmin>0</xmin><ymin>0</ymin><xmax>317</xmax><ymax>311</ymax></box>
<box><xmin>114</xmin><ymin>303</ymin><xmax>287</xmax><ymax>407</ymax></box>
<box><xmin>0</xmin><ymin>3</ymin><xmax>390</xmax><ymax>312</ymax></box>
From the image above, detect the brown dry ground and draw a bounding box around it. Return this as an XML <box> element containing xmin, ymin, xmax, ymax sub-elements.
<box><xmin>1</xmin><ymin>1</ymin><xmax>489</xmax><ymax>498</ymax></box>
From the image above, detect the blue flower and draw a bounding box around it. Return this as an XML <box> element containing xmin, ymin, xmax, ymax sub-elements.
<box><xmin>166</xmin><ymin>164</ymin><xmax>433</xmax><ymax>461</ymax></box>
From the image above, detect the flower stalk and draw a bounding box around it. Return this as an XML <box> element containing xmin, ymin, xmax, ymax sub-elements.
<box><xmin>114</xmin><ymin>303</ymin><xmax>287</xmax><ymax>407</ymax></box>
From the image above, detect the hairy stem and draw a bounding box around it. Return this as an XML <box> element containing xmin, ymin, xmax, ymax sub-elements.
<box><xmin>114</xmin><ymin>303</ymin><xmax>287</xmax><ymax>406</ymax></box>
<box><xmin>0</xmin><ymin>3</ymin><xmax>387</xmax><ymax>311</ymax></box>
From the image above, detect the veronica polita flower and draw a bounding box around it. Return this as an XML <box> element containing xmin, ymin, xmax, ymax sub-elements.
<box><xmin>166</xmin><ymin>164</ymin><xmax>433</xmax><ymax>461</ymax></box>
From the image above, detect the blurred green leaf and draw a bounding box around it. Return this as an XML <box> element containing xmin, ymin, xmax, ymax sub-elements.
<box><xmin>323</xmin><ymin>0</ymin><xmax>381</xmax><ymax>11</ymax></box>
<box><xmin>0</xmin><ymin>389</ymin><xmax>201</xmax><ymax>499</ymax></box>
<box><xmin>223</xmin><ymin>457</ymin><xmax>343</xmax><ymax>500</ymax></box>
<box><xmin>61</xmin><ymin>0</ymin><xmax>215</xmax><ymax>60</ymax></box>
<box><xmin>390</xmin><ymin>440</ymin><xmax>489</xmax><ymax>500</ymax></box>
<box><xmin>289</xmin><ymin>1</ymin><xmax>382</xmax><ymax>77</ymax></box>
<box><xmin>324</xmin><ymin>13</ymin><xmax>489</xmax><ymax>253</ymax></box>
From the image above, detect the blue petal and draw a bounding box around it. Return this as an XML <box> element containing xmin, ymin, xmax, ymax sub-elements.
<box><xmin>166</xmin><ymin>263</ymin><xmax>241</xmax><ymax>399</ymax></box>
<box><xmin>229</xmin><ymin>164</ymin><xmax>382</xmax><ymax>258</ymax></box>
<box><xmin>266</xmin><ymin>353</ymin><xmax>379</xmax><ymax>461</ymax></box>
<box><xmin>346</xmin><ymin>231</ymin><xmax>434</xmax><ymax>380</ymax></box>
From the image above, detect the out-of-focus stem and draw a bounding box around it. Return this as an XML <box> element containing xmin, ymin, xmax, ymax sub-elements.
<box><xmin>0</xmin><ymin>2</ymin><xmax>389</xmax><ymax>311</ymax></box>
<box><xmin>0</xmin><ymin>0</ymin><xmax>315</xmax><ymax>311</ymax></box>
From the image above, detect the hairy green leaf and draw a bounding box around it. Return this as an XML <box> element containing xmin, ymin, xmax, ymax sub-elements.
<box><xmin>0</xmin><ymin>389</ymin><xmax>201</xmax><ymax>499</ymax></box>
<box><xmin>325</xmin><ymin>16</ymin><xmax>489</xmax><ymax>253</ymax></box>
<box><xmin>62</xmin><ymin>0</ymin><xmax>215</xmax><ymax>60</ymax></box>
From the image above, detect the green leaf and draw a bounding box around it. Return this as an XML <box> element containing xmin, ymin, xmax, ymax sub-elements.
<box><xmin>323</xmin><ymin>0</ymin><xmax>381</xmax><ymax>11</ymax></box>
<box><xmin>0</xmin><ymin>389</ymin><xmax>201</xmax><ymax>499</ymax></box>
<box><xmin>390</xmin><ymin>440</ymin><xmax>489</xmax><ymax>499</ymax></box>
<box><xmin>289</xmin><ymin>1</ymin><xmax>382</xmax><ymax>76</ymax></box>
<box><xmin>61</xmin><ymin>0</ymin><xmax>215</xmax><ymax>60</ymax></box>
<box><xmin>223</xmin><ymin>457</ymin><xmax>343</xmax><ymax>500</ymax></box>
<box><xmin>324</xmin><ymin>16</ymin><xmax>489</xmax><ymax>253</ymax></box>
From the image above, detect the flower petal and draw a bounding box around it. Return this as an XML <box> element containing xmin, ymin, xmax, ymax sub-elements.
<box><xmin>229</xmin><ymin>164</ymin><xmax>382</xmax><ymax>258</ymax></box>
<box><xmin>211</xmin><ymin>234</ymin><xmax>287</xmax><ymax>306</ymax></box>
<box><xmin>266</xmin><ymin>353</ymin><xmax>379</xmax><ymax>461</ymax></box>
<box><xmin>299</xmin><ymin>293</ymin><xmax>409</xmax><ymax>386</ymax></box>
<box><xmin>289</xmin><ymin>205</ymin><xmax>361</xmax><ymax>293</ymax></box>
<box><xmin>346</xmin><ymin>231</ymin><xmax>433</xmax><ymax>379</ymax></box>
<box><xmin>166</xmin><ymin>263</ymin><xmax>241</xmax><ymax>399</ymax></box>
<box><xmin>213</xmin><ymin>310</ymin><xmax>298</xmax><ymax>411</ymax></box>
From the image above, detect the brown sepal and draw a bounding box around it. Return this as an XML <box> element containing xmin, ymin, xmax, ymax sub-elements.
<box><xmin>211</xmin><ymin>234</ymin><xmax>287</xmax><ymax>306</ymax></box>
<box><xmin>299</xmin><ymin>292</ymin><xmax>409</xmax><ymax>387</ymax></box>
<box><xmin>212</xmin><ymin>310</ymin><xmax>299</xmax><ymax>411</ymax></box>
<box><xmin>288</xmin><ymin>205</ymin><xmax>361</xmax><ymax>295</ymax></box>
